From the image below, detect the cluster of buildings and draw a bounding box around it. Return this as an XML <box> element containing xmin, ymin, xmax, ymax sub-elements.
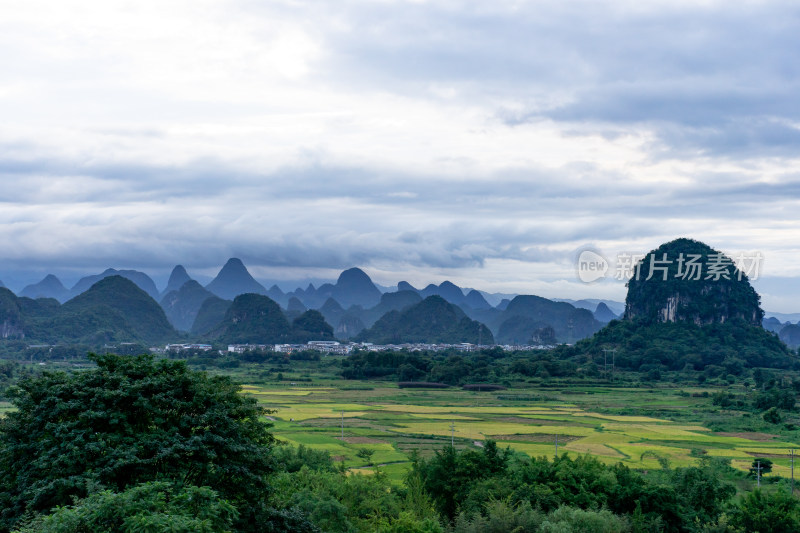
<box><xmin>355</xmin><ymin>342</ymin><xmax>554</xmax><ymax>352</ymax></box>
<box><xmin>162</xmin><ymin>343</ymin><xmax>213</xmax><ymax>352</ymax></box>
<box><xmin>158</xmin><ymin>341</ymin><xmax>554</xmax><ymax>356</ymax></box>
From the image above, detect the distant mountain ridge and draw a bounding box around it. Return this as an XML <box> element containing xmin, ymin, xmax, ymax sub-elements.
<box><xmin>161</xmin><ymin>265</ymin><xmax>192</xmax><ymax>297</ymax></box>
<box><xmin>593</xmin><ymin>302</ymin><xmax>618</xmax><ymax>323</ymax></box>
<box><xmin>202</xmin><ymin>293</ymin><xmax>335</xmax><ymax>344</ymax></box>
<box><xmin>332</xmin><ymin>268</ymin><xmax>382</xmax><ymax>308</ymax></box>
<box><xmin>356</xmin><ymin>295</ymin><xmax>493</xmax><ymax>345</ymax></box>
<box><xmin>0</xmin><ymin>276</ymin><xmax>176</xmax><ymax>345</ymax></box>
<box><xmin>12</xmin><ymin>253</ymin><xmax>794</xmax><ymax>348</ymax></box>
<box><xmin>20</xmin><ymin>275</ymin><xmax>70</xmax><ymax>303</ymax></box>
<box><xmin>160</xmin><ymin>280</ymin><xmax>216</xmax><ymax>332</ymax></box>
<box><xmin>70</xmin><ymin>268</ymin><xmax>160</xmax><ymax>301</ymax></box>
<box><xmin>205</xmin><ymin>258</ymin><xmax>267</xmax><ymax>300</ymax></box>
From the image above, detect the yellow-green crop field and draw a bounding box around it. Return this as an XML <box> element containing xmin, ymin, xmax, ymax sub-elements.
<box><xmin>244</xmin><ymin>384</ymin><xmax>800</xmax><ymax>482</ymax></box>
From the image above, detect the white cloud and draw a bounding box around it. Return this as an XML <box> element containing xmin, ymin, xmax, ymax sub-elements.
<box><xmin>1</xmin><ymin>0</ymin><xmax>799</xmax><ymax>311</ymax></box>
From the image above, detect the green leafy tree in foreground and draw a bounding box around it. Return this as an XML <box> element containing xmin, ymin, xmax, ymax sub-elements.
<box><xmin>749</xmin><ymin>458</ymin><xmax>773</xmax><ymax>477</ymax></box>
<box><xmin>0</xmin><ymin>353</ymin><xmax>275</xmax><ymax>531</ymax></box>
<box><xmin>730</xmin><ymin>489</ymin><xmax>800</xmax><ymax>533</ymax></box>
<box><xmin>11</xmin><ymin>481</ymin><xmax>237</xmax><ymax>533</ymax></box>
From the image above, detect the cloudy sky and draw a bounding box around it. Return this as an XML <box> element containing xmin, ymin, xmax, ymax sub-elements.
<box><xmin>2</xmin><ymin>0</ymin><xmax>800</xmax><ymax>310</ymax></box>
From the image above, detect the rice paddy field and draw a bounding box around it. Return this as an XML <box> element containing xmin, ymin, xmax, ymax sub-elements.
<box><xmin>239</xmin><ymin>381</ymin><xmax>800</xmax><ymax>483</ymax></box>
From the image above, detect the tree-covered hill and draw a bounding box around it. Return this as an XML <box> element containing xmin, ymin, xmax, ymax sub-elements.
<box><xmin>559</xmin><ymin>318</ymin><xmax>795</xmax><ymax>373</ymax></box>
<box><xmin>204</xmin><ymin>294</ymin><xmax>337</xmax><ymax>344</ymax></box>
<box><xmin>356</xmin><ymin>295</ymin><xmax>493</xmax><ymax>344</ymax></box>
<box><xmin>290</xmin><ymin>309</ymin><xmax>335</xmax><ymax>342</ymax></box>
<box><xmin>191</xmin><ymin>295</ymin><xmax>232</xmax><ymax>336</ymax></box>
<box><xmin>624</xmin><ymin>238</ymin><xmax>762</xmax><ymax>325</ymax></box>
<box><xmin>160</xmin><ymin>264</ymin><xmax>192</xmax><ymax>298</ymax></box>
<box><xmin>2</xmin><ymin>277</ymin><xmax>176</xmax><ymax>345</ymax></box>
<box><xmin>16</xmin><ymin>297</ymin><xmax>60</xmax><ymax>320</ymax></box>
<box><xmin>208</xmin><ymin>293</ymin><xmax>292</xmax><ymax>344</ymax></box>
<box><xmin>359</xmin><ymin>290</ymin><xmax>423</xmax><ymax>328</ymax></box>
<box><xmin>0</xmin><ymin>289</ymin><xmax>24</xmax><ymax>339</ymax></box>
<box><xmin>331</xmin><ymin>267</ymin><xmax>382</xmax><ymax>309</ymax></box>
<box><xmin>558</xmin><ymin>238</ymin><xmax>796</xmax><ymax>372</ymax></box>
<box><xmin>495</xmin><ymin>295</ymin><xmax>601</xmax><ymax>344</ymax></box>
<box><xmin>29</xmin><ymin>276</ymin><xmax>176</xmax><ymax>345</ymax></box>
<box><xmin>780</xmin><ymin>323</ymin><xmax>800</xmax><ymax>348</ymax></box>
<box><xmin>69</xmin><ymin>268</ymin><xmax>160</xmax><ymax>300</ymax></box>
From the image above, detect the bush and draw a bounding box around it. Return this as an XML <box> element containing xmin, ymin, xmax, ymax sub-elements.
<box><xmin>730</xmin><ymin>489</ymin><xmax>800</xmax><ymax>532</ymax></box>
<box><xmin>763</xmin><ymin>407</ymin><xmax>783</xmax><ymax>424</ymax></box>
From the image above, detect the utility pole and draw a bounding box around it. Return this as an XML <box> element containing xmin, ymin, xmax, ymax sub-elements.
<box><xmin>792</xmin><ymin>449</ymin><xmax>795</xmax><ymax>495</ymax></box>
<box><xmin>341</xmin><ymin>410</ymin><xmax>344</xmax><ymax>439</ymax></box>
<box><xmin>756</xmin><ymin>460</ymin><xmax>763</xmax><ymax>488</ymax></box>
<box><xmin>603</xmin><ymin>349</ymin><xmax>617</xmax><ymax>381</ymax></box>
<box><xmin>555</xmin><ymin>434</ymin><xmax>559</xmax><ymax>458</ymax></box>
<box><xmin>450</xmin><ymin>421</ymin><xmax>455</xmax><ymax>447</ymax></box>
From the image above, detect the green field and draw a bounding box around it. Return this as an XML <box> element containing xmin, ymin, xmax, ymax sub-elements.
<box><xmin>240</xmin><ymin>380</ymin><xmax>800</xmax><ymax>482</ymax></box>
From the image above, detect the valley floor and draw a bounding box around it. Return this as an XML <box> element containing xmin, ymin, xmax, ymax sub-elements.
<box><xmin>233</xmin><ymin>375</ymin><xmax>800</xmax><ymax>485</ymax></box>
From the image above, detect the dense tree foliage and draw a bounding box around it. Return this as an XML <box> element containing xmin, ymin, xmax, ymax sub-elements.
<box><xmin>413</xmin><ymin>444</ymin><xmax>736</xmax><ymax>533</ymax></box>
<box><xmin>729</xmin><ymin>489</ymin><xmax>800</xmax><ymax>532</ymax></box>
<box><xmin>558</xmin><ymin>318</ymin><xmax>796</xmax><ymax>373</ymax></box>
<box><xmin>11</xmin><ymin>482</ymin><xmax>238</xmax><ymax>533</ymax></box>
<box><xmin>291</xmin><ymin>310</ymin><xmax>335</xmax><ymax>342</ymax></box>
<box><xmin>0</xmin><ymin>351</ymin><xmax>798</xmax><ymax>532</ymax></box>
<box><xmin>191</xmin><ymin>295</ymin><xmax>232</xmax><ymax>335</ymax></box>
<box><xmin>211</xmin><ymin>293</ymin><xmax>293</xmax><ymax>344</ymax></box>
<box><xmin>0</xmin><ymin>353</ymin><xmax>275</xmax><ymax>532</ymax></box>
<box><xmin>340</xmin><ymin>347</ymin><xmax>577</xmax><ymax>385</ymax></box>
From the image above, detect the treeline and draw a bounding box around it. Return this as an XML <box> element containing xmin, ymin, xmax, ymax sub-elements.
<box><xmin>340</xmin><ymin>348</ymin><xmax>578</xmax><ymax>384</ymax></box>
<box><xmin>168</xmin><ymin>347</ymin><xmax>323</xmax><ymax>370</ymax></box>
<box><xmin>270</xmin><ymin>441</ymin><xmax>800</xmax><ymax>533</ymax></box>
<box><xmin>559</xmin><ymin>318</ymin><xmax>796</xmax><ymax>374</ymax></box>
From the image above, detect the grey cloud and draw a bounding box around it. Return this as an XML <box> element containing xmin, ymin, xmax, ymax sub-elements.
<box><xmin>310</xmin><ymin>1</ymin><xmax>800</xmax><ymax>158</ymax></box>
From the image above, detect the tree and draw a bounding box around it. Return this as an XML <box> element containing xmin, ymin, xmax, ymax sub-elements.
<box><xmin>731</xmin><ymin>489</ymin><xmax>800</xmax><ymax>533</ymax></box>
<box><xmin>749</xmin><ymin>458</ymin><xmax>773</xmax><ymax>477</ymax></box>
<box><xmin>356</xmin><ymin>448</ymin><xmax>376</xmax><ymax>466</ymax></box>
<box><xmin>11</xmin><ymin>482</ymin><xmax>238</xmax><ymax>533</ymax></box>
<box><xmin>415</xmin><ymin>441</ymin><xmax>510</xmax><ymax>519</ymax></box>
<box><xmin>0</xmin><ymin>353</ymin><xmax>276</xmax><ymax>531</ymax></box>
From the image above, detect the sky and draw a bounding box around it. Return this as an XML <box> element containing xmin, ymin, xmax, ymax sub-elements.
<box><xmin>1</xmin><ymin>0</ymin><xmax>800</xmax><ymax>311</ymax></box>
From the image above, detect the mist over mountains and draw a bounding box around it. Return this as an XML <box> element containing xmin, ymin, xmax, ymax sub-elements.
<box><xmin>3</xmin><ymin>252</ymin><xmax>795</xmax><ymax>349</ymax></box>
<box><xmin>0</xmin><ymin>257</ymin><xmax>624</xmax><ymax>347</ymax></box>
